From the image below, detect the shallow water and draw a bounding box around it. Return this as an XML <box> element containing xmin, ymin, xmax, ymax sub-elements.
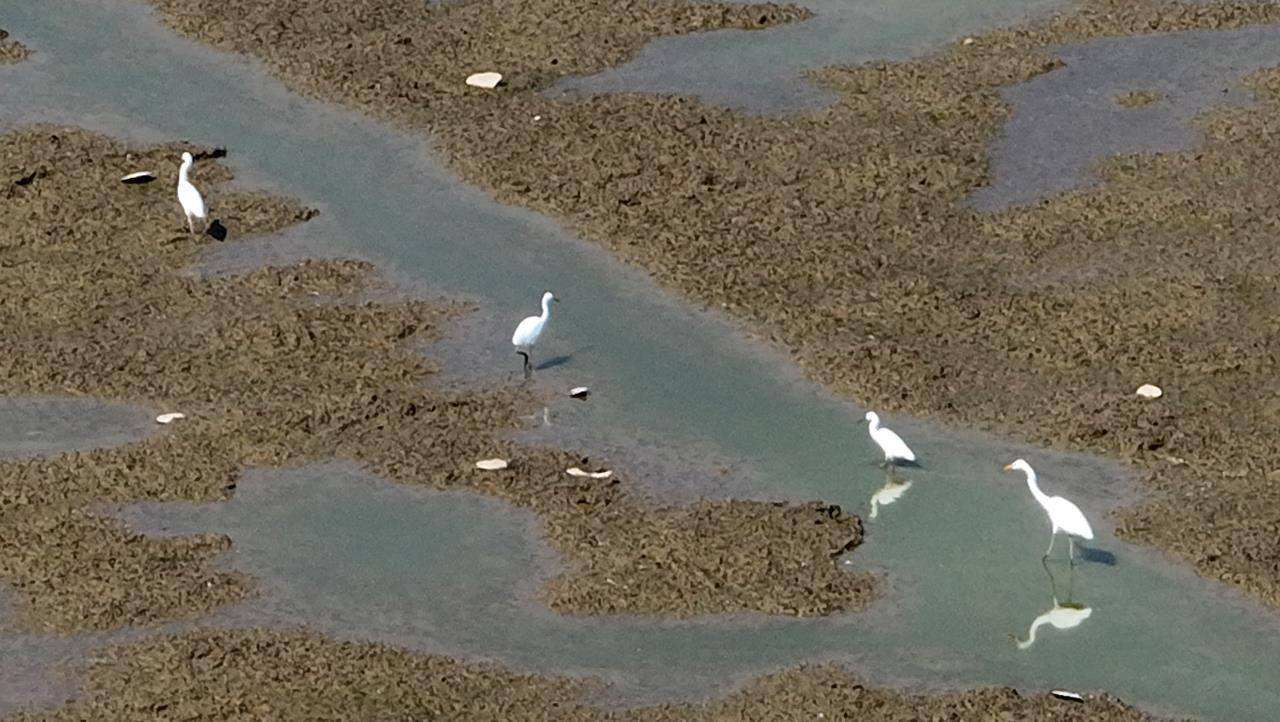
<box><xmin>970</xmin><ymin>25</ymin><xmax>1280</xmax><ymax>209</ymax></box>
<box><xmin>0</xmin><ymin>596</ymin><xmax>92</xmax><ymax>717</ymax></box>
<box><xmin>551</xmin><ymin>0</ymin><xmax>1065</xmax><ymax>113</ymax></box>
<box><xmin>0</xmin><ymin>397</ymin><xmax>156</xmax><ymax>715</ymax></box>
<box><xmin>0</xmin><ymin>397</ymin><xmax>155</xmax><ymax>458</ymax></box>
<box><xmin>3</xmin><ymin>2</ymin><xmax>1280</xmax><ymax>719</ymax></box>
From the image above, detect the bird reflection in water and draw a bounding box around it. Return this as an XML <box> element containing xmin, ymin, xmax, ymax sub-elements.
<box><xmin>1012</xmin><ymin>564</ymin><xmax>1093</xmax><ymax>650</ymax></box>
<box><xmin>868</xmin><ymin>467</ymin><xmax>913</xmax><ymax>519</ymax></box>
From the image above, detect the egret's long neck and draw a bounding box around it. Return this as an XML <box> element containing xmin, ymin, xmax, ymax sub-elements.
<box><xmin>179</xmin><ymin>160</ymin><xmax>191</xmax><ymax>184</ymax></box>
<box><xmin>867</xmin><ymin>416</ymin><xmax>879</xmax><ymax>433</ymax></box>
<box><xmin>1023</xmin><ymin>467</ymin><xmax>1049</xmax><ymax>506</ymax></box>
<box><xmin>540</xmin><ymin>296</ymin><xmax>552</xmax><ymax>321</ymax></box>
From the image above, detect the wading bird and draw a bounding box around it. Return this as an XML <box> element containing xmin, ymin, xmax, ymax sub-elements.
<box><xmin>1004</xmin><ymin>459</ymin><xmax>1094</xmax><ymax>563</ymax></box>
<box><xmin>511</xmin><ymin>291</ymin><xmax>557</xmax><ymax>379</ymax></box>
<box><xmin>176</xmin><ymin>152</ymin><xmax>206</xmax><ymax>235</ymax></box>
<box><xmin>864</xmin><ymin>411</ymin><xmax>916</xmax><ymax>466</ymax></box>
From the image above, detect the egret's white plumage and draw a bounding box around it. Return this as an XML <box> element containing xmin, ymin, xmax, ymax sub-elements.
<box><xmin>864</xmin><ymin>411</ymin><xmax>916</xmax><ymax>464</ymax></box>
<box><xmin>512</xmin><ymin>291</ymin><xmax>557</xmax><ymax>378</ymax></box>
<box><xmin>176</xmin><ymin>152</ymin><xmax>206</xmax><ymax>235</ymax></box>
<box><xmin>1005</xmin><ymin>459</ymin><xmax>1094</xmax><ymax>562</ymax></box>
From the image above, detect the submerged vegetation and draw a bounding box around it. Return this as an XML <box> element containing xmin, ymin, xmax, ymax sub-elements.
<box><xmin>1114</xmin><ymin>89</ymin><xmax>1165</xmax><ymax>107</ymax></box>
<box><xmin>0</xmin><ymin>29</ymin><xmax>27</xmax><ymax>64</ymax></box>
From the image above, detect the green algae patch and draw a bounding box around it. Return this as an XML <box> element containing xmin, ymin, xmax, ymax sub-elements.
<box><xmin>0</xmin><ymin>126</ymin><xmax>872</xmax><ymax>630</ymax></box>
<box><xmin>9</xmin><ymin>628</ymin><xmax>1172</xmax><ymax>722</ymax></box>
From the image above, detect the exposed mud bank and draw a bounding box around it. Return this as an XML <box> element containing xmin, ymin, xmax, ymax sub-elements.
<box><xmin>0</xmin><ymin>125</ymin><xmax>870</xmax><ymax>630</ymax></box>
<box><xmin>7</xmin><ymin>628</ymin><xmax>1172</xmax><ymax>722</ymax></box>
<box><xmin>135</xmin><ymin>0</ymin><xmax>1280</xmax><ymax>609</ymax></box>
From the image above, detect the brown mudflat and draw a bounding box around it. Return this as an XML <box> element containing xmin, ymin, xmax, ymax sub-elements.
<box><xmin>0</xmin><ymin>125</ymin><xmax>871</xmax><ymax>631</ymax></box>
<box><xmin>135</xmin><ymin>0</ymin><xmax>1280</xmax><ymax>610</ymax></box>
<box><xmin>5</xmin><ymin>628</ymin><xmax>1174</xmax><ymax>722</ymax></box>
<box><xmin>0</xmin><ymin>13</ymin><xmax>1180</xmax><ymax>721</ymax></box>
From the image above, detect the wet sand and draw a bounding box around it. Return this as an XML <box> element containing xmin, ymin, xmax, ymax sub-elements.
<box><xmin>130</xmin><ymin>0</ymin><xmax>1280</xmax><ymax>612</ymax></box>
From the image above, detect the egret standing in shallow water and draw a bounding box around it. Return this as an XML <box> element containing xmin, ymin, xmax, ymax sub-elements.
<box><xmin>176</xmin><ymin>152</ymin><xmax>207</xmax><ymax>235</ymax></box>
<box><xmin>1004</xmin><ymin>458</ymin><xmax>1094</xmax><ymax>564</ymax></box>
<box><xmin>864</xmin><ymin>411</ymin><xmax>916</xmax><ymax>466</ymax></box>
<box><xmin>511</xmin><ymin>291</ymin><xmax>557</xmax><ymax>379</ymax></box>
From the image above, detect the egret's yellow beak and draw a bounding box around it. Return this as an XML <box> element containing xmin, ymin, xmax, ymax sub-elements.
<box><xmin>1002</xmin><ymin>463</ymin><xmax>1014</xmax><ymax>471</ymax></box>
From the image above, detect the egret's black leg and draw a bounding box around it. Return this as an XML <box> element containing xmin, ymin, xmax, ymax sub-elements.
<box><xmin>517</xmin><ymin>350</ymin><xmax>531</xmax><ymax>379</ymax></box>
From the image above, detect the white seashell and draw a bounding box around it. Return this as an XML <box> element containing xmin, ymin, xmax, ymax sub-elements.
<box><xmin>155</xmin><ymin>412</ymin><xmax>185</xmax><ymax>424</ymax></box>
<box><xmin>475</xmin><ymin>458</ymin><xmax>509</xmax><ymax>470</ymax></box>
<box><xmin>533</xmin><ymin>115</ymin><xmax>542</xmax><ymax>121</ymax></box>
<box><xmin>566</xmin><ymin>467</ymin><xmax>613</xmax><ymax>479</ymax></box>
<box><xmin>121</xmin><ymin>171</ymin><xmax>156</xmax><ymax>184</ymax></box>
<box><xmin>1050</xmin><ymin>690</ymin><xmax>1084</xmax><ymax>702</ymax></box>
<box><xmin>568</xmin><ymin>386</ymin><xmax>590</xmax><ymax>399</ymax></box>
<box><xmin>465</xmin><ymin>72</ymin><xmax>503</xmax><ymax>89</ymax></box>
<box><xmin>1135</xmin><ymin>384</ymin><xmax>1163</xmax><ymax>399</ymax></box>
<box><xmin>962</xmin><ymin>37</ymin><xmax>975</xmax><ymax>46</ymax></box>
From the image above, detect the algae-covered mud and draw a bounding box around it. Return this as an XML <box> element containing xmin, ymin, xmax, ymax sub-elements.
<box><xmin>0</xmin><ymin>15</ymin><xmax>1161</xmax><ymax>720</ymax></box>
<box><xmin>129</xmin><ymin>0</ymin><xmax>1280</xmax><ymax>613</ymax></box>
<box><xmin>7</xmin><ymin>628</ymin><xmax>1164</xmax><ymax>722</ymax></box>
<box><xmin>0</xmin><ymin>125</ymin><xmax>868</xmax><ymax>632</ymax></box>
<box><xmin>0</xmin><ymin>29</ymin><xmax>25</xmax><ymax>64</ymax></box>
<box><xmin>7</xmin><ymin>0</ymin><xmax>1280</xmax><ymax>719</ymax></box>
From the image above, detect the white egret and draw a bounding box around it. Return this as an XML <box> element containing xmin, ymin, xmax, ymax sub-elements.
<box><xmin>511</xmin><ymin>291</ymin><xmax>557</xmax><ymax>378</ymax></box>
<box><xmin>176</xmin><ymin>152</ymin><xmax>207</xmax><ymax>235</ymax></box>
<box><xmin>1004</xmin><ymin>459</ymin><xmax>1094</xmax><ymax>563</ymax></box>
<box><xmin>1015</xmin><ymin>598</ymin><xmax>1093</xmax><ymax>650</ymax></box>
<box><xmin>864</xmin><ymin>411</ymin><xmax>916</xmax><ymax>466</ymax></box>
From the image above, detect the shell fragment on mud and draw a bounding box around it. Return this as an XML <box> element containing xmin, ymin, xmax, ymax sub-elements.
<box><xmin>566</xmin><ymin>467</ymin><xmax>612</xmax><ymax>479</ymax></box>
<box><xmin>120</xmin><ymin>171</ymin><xmax>156</xmax><ymax>184</ymax></box>
<box><xmin>155</xmin><ymin>412</ymin><xmax>185</xmax><ymax>424</ymax></box>
<box><xmin>475</xmin><ymin>458</ymin><xmax>509</xmax><ymax>470</ymax></box>
<box><xmin>568</xmin><ymin>386</ymin><xmax>590</xmax><ymax>399</ymax></box>
<box><xmin>1050</xmin><ymin>690</ymin><xmax>1084</xmax><ymax>702</ymax></box>
<box><xmin>1135</xmin><ymin>383</ymin><xmax>1163</xmax><ymax>399</ymax></box>
<box><xmin>465</xmin><ymin>72</ymin><xmax>502</xmax><ymax>89</ymax></box>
